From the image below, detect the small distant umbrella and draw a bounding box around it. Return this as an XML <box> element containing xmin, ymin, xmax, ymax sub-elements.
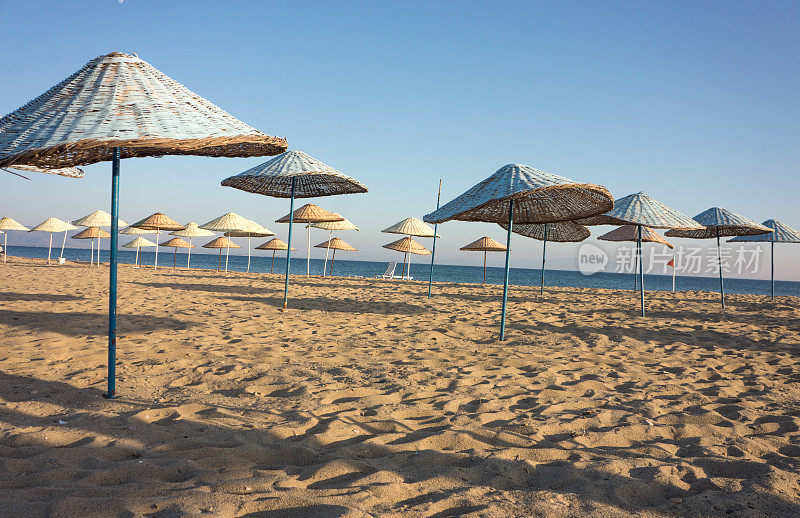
<box><xmin>122</xmin><ymin>236</ymin><xmax>156</xmax><ymax>267</ymax></box>
<box><xmin>314</xmin><ymin>237</ymin><xmax>357</xmax><ymax>276</ymax></box>
<box><xmin>383</xmin><ymin>237</ymin><xmax>431</xmax><ymax>279</ymax></box>
<box><xmin>203</xmin><ymin>237</ymin><xmax>241</xmax><ymax>271</ymax></box>
<box><xmin>29</xmin><ymin>218</ymin><xmax>77</xmax><ymax>264</ymax></box>
<box><xmin>729</xmin><ymin>219</ymin><xmax>800</xmax><ymax>300</ymax></box>
<box><xmin>200</xmin><ymin>213</ymin><xmax>261</xmax><ymax>273</ymax></box>
<box><xmin>256</xmin><ymin>238</ymin><xmax>297</xmax><ymax>274</ymax></box>
<box><xmin>425</xmin><ymin>163</ymin><xmax>613</xmax><ymax>340</ymax></box>
<box><xmin>599</xmin><ymin>225</ymin><xmax>673</xmax><ymax>290</ymax></box>
<box><xmin>276</xmin><ymin>204</ymin><xmax>344</xmax><ymax>277</ymax></box>
<box><xmin>382</xmin><ymin>217</ymin><xmax>440</xmax><ymax>279</ymax></box>
<box><xmin>131</xmin><ymin>213</ymin><xmax>185</xmax><ymax>271</ymax></box>
<box><xmin>666</xmin><ymin>207</ymin><xmax>772</xmax><ymax>309</ymax></box>
<box><xmin>170</xmin><ymin>222</ymin><xmax>215</xmax><ymax>270</ymax></box>
<box><xmin>224</xmin><ymin>222</ymin><xmax>275</xmax><ymax>273</ymax></box>
<box><xmin>221</xmin><ymin>149</ymin><xmax>368</xmax><ymax>309</ymax></box>
<box><xmin>460</xmin><ymin>237</ymin><xmax>507</xmax><ymax>284</ymax></box>
<box><xmin>0</xmin><ymin>217</ymin><xmax>29</xmax><ymax>263</ymax></box>
<box><xmin>500</xmin><ymin>221</ymin><xmax>589</xmax><ymax>295</ymax></box>
<box><xmin>310</xmin><ymin>218</ymin><xmax>359</xmax><ymax>276</ymax></box>
<box><xmin>73</xmin><ymin>211</ymin><xmax>126</xmax><ymax>266</ymax></box>
<box><xmin>72</xmin><ymin>227</ymin><xmax>111</xmax><ymax>267</ymax></box>
<box><xmin>160</xmin><ymin>237</ymin><xmax>194</xmax><ymax>268</ymax></box>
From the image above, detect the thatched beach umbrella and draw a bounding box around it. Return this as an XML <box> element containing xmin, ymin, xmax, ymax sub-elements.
<box><xmin>382</xmin><ymin>217</ymin><xmax>439</xmax><ymax>279</ymax></box>
<box><xmin>170</xmin><ymin>222</ymin><xmax>214</xmax><ymax>270</ymax></box>
<box><xmin>256</xmin><ymin>238</ymin><xmax>297</xmax><ymax>274</ymax></box>
<box><xmin>666</xmin><ymin>207</ymin><xmax>772</xmax><ymax>309</ymax></box>
<box><xmin>599</xmin><ymin>225</ymin><xmax>674</xmax><ymax>291</ymax></box>
<box><xmin>221</xmin><ymin>150</ymin><xmax>367</xmax><ymax>309</ymax></box>
<box><xmin>728</xmin><ymin>219</ymin><xmax>800</xmax><ymax>300</ymax></box>
<box><xmin>501</xmin><ymin>221</ymin><xmax>590</xmax><ymax>295</ymax></box>
<box><xmin>29</xmin><ymin>218</ymin><xmax>77</xmax><ymax>264</ymax></box>
<box><xmin>0</xmin><ymin>217</ymin><xmax>29</xmax><ymax>263</ymax></box>
<box><xmin>0</xmin><ymin>51</ymin><xmax>286</xmax><ymax>398</ymax></box>
<box><xmin>310</xmin><ymin>218</ymin><xmax>359</xmax><ymax>276</ymax></box>
<box><xmin>131</xmin><ymin>213</ymin><xmax>185</xmax><ymax>271</ymax></box>
<box><xmin>425</xmin><ymin>163</ymin><xmax>613</xmax><ymax>340</ymax></box>
<box><xmin>203</xmin><ymin>236</ymin><xmax>241</xmax><ymax>271</ymax></box>
<box><xmin>225</xmin><ymin>222</ymin><xmax>275</xmax><ymax>273</ymax></box>
<box><xmin>314</xmin><ymin>237</ymin><xmax>357</xmax><ymax>276</ymax></box>
<box><xmin>72</xmin><ymin>227</ymin><xmax>111</xmax><ymax>267</ymax></box>
<box><xmin>160</xmin><ymin>237</ymin><xmax>194</xmax><ymax>268</ymax></box>
<box><xmin>276</xmin><ymin>204</ymin><xmax>344</xmax><ymax>277</ymax></box>
<box><xmin>382</xmin><ymin>237</ymin><xmax>431</xmax><ymax>279</ymax></box>
<box><xmin>122</xmin><ymin>236</ymin><xmax>156</xmax><ymax>267</ymax></box>
<box><xmin>460</xmin><ymin>237</ymin><xmax>507</xmax><ymax>284</ymax></box>
<box><xmin>73</xmin><ymin>210</ymin><xmax>128</xmax><ymax>266</ymax></box>
<box><xmin>200</xmin><ymin>213</ymin><xmax>261</xmax><ymax>273</ymax></box>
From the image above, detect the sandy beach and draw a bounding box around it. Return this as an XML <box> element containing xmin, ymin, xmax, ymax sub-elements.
<box><xmin>1</xmin><ymin>256</ymin><xmax>799</xmax><ymax>517</ymax></box>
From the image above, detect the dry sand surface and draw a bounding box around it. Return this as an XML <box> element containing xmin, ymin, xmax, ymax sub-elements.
<box><xmin>1</xmin><ymin>256</ymin><xmax>800</xmax><ymax>517</ymax></box>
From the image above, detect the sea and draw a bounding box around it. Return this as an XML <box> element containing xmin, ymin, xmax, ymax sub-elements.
<box><xmin>7</xmin><ymin>245</ymin><xmax>800</xmax><ymax>297</ymax></box>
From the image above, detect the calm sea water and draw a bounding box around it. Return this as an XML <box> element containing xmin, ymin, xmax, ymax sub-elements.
<box><xmin>7</xmin><ymin>245</ymin><xmax>800</xmax><ymax>297</ymax></box>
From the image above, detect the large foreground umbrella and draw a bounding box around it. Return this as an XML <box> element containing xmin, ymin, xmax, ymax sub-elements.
<box><xmin>460</xmin><ymin>237</ymin><xmax>507</xmax><ymax>284</ymax></box>
<box><xmin>160</xmin><ymin>237</ymin><xmax>194</xmax><ymax>268</ymax></box>
<box><xmin>383</xmin><ymin>237</ymin><xmax>431</xmax><ymax>278</ymax></box>
<box><xmin>276</xmin><ymin>204</ymin><xmax>343</xmax><ymax>276</ymax></box>
<box><xmin>203</xmin><ymin>236</ymin><xmax>241</xmax><ymax>270</ymax></box>
<box><xmin>225</xmin><ymin>222</ymin><xmax>275</xmax><ymax>273</ymax></box>
<box><xmin>122</xmin><ymin>236</ymin><xmax>156</xmax><ymax>267</ymax></box>
<box><xmin>425</xmin><ymin>163</ymin><xmax>613</xmax><ymax>340</ymax></box>
<box><xmin>382</xmin><ymin>217</ymin><xmax>439</xmax><ymax>279</ymax></box>
<box><xmin>729</xmin><ymin>219</ymin><xmax>800</xmax><ymax>299</ymax></box>
<box><xmin>666</xmin><ymin>207</ymin><xmax>772</xmax><ymax>309</ymax></box>
<box><xmin>3</xmin><ymin>163</ymin><xmax>85</xmax><ymax>179</ymax></box>
<box><xmin>72</xmin><ymin>227</ymin><xmax>111</xmax><ymax>267</ymax></box>
<box><xmin>0</xmin><ymin>51</ymin><xmax>286</xmax><ymax>397</ymax></box>
<box><xmin>314</xmin><ymin>237</ymin><xmax>357</xmax><ymax>276</ymax></box>
<box><xmin>170</xmin><ymin>222</ymin><xmax>215</xmax><ymax>269</ymax></box>
<box><xmin>501</xmin><ymin>221</ymin><xmax>589</xmax><ymax>295</ymax></box>
<box><xmin>311</xmin><ymin>218</ymin><xmax>359</xmax><ymax>276</ymax></box>
<box><xmin>131</xmin><ymin>213</ymin><xmax>185</xmax><ymax>271</ymax></box>
<box><xmin>29</xmin><ymin>218</ymin><xmax>77</xmax><ymax>264</ymax></box>
<box><xmin>256</xmin><ymin>238</ymin><xmax>297</xmax><ymax>273</ymax></box>
<box><xmin>200</xmin><ymin>213</ymin><xmax>262</xmax><ymax>273</ymax></box>
<box><xmin>0</xmin><ymin>217</ymin><xmax>29</xmax><ymax>263</ymax></box>
<box><xmin>599</xmin><ymin>225</ymin><xmax>673</xmax><ymax>290</ymax></box>
<box><xmin>222</xmin><ymin>150</ymin><xmax>367</xmax><ymax>309</ymax></box>
<box><xmin>577</xmin><ymin>192</ymin><xmax>702</xmax><ymax>316</ymax></box>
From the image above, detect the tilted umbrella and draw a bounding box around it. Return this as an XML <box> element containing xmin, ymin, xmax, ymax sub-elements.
<box><xmin>170</xmin><ymin>222</ymin><xmax>215</xmax><ymax>270</ymax></box>
<box><xmin>500</xmin><ymin>221</ymin><xmax>589</xmax><ymax>295</ymax></box>
<box><xmin>71</xmin><ymin>227</ymin><xmax>111</xmax><ymax>267</ymax></box>
<box><xmin>200</xmin><ymin>213</ymin><xmax>261</xmax><ymax>273</ymax></box>
<box><xmin>276</xmin><ymin>204</ymin><xmax>344</xmax><ymax>276</ymax></box>
<box><xmin>203</xmin><ymin>237</ymin><xmax>241</xmax><ymax>271</ymax></box>
<box><xmin>122</xmin><ymin>236</ymin><xmax>156</xmax><ymax>267</ymax></box>
<box><xmin>460</xmin><ymin>237</ymin><xmax>507</xmax><ymax>284</ymax></box>
<box><xmin>73</xmin><ymin>210</ymin><xmax>127</xmax><ymax>266</ymax></box>
<box><xmin>160</xmin><ymin>237</ymin><xmax>195</xmax><ymax>268</ymax></box>
<box><xmin>599</xmin><ymin>225</ymin><xmax>674</xmax><ymax>291</ymax></box>
<box><xmin>314</xmin><ymin>237</ymin><xmax>357</xmax><ymax>276</ymax></box>
<box><xmin>666</xmin><ymin>207</ymin><xmax>772</xmax><ymax>309</ymax></box>
<box><xmin>131</xmin><ymin>213</ymin><xmax>185</xmax><ymax>271</ymax></box>
<box><xmin>382</xmin><ymin>217</ymin><xmax>440</xmax><ymax>279</ymax></box>
<box><xmin>729</xmin><ymin>219</ymin><xmax>800</xmax><ymax>300</ymax></box>
<box><xmin>0</xmin><ymin>217</ymin><xmax>29</xmax><ymax>263</ymax></box>
<box><xmin>0</xmin><ymin>51</ymin><xmax>287</xmax><ymax>397</ymax></box>
<box><xmin>577</xmin><ymin>192</ymin><xmax>702</xmax><ymax>316</ymax></box>
<box><xmin>29</xmin><ymin>218</ymin><xmax>77</xmax><ymax>264</ymax></box>
<box><xmin>310</xmin><ymin>218</ymin><xmax>359</xmax><ymax>276</ymax></box>
<box><xmin>425</xmin><ymin>163</ymin><xmax>613</xmax><ymax>340</ymax></box>
<box><xmin>221</xmin><ymin>150</ymin><xmax>367</xmax><ymax>309</ymax></box>
<box><xmin>383</xmin><ymin>237</ymin><xmax>431</xmax><ymax>278</ymax></box>
<box><xmin>224</xmin><ymin>222</ymin><xmax>275</xmax><ymax>273</ymax></box>
<box><xmin>256</xmin><ymin>238</ymin><xmax>297</xmax><ymax>274</ymax></box>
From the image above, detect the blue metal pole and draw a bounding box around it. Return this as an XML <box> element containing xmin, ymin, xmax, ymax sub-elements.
<box><xmin>771</xmin><ymin>242</ymin><xmax>774</xmax><ymax>300</ymax></box>
<box><xmin>499</xmin><ymin>199</ymin><xmax>514</xmax><ymax>341</ymax></box>
<box><xmin>106</xmin><ymin>147</ymin><xmax>120</xmax><ymax>399</ymax></box>
<box><xmin>282</xmin><ymin>177</ymin><xmax>296</xmax><ymax>309</ymax></box>
<box><xmin>427</xmin><ymin>179</ymin><xmax>442</xmax><ymax>299</ymax></box>
<box><xmin>540</xmin><ymin>223</ymin><xmax>547</xmax><ymax>295</ymax></box>
<box><xmin>638</xmin><ymin>224</ymin><xmax>645</xmax><ymax>317</ymax></box>
<box><xmin>716</xmin><ymin>228</ymin><xmax>725</xmax><ymax>309</ymax></box>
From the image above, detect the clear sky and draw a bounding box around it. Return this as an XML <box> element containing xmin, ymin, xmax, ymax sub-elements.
<box><xmin>1</xmin><ymin>1</ymin><xmax>798</xmax><ymax>280</ymax></box>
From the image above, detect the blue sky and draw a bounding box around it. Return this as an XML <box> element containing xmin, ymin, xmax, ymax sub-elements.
<box><xmin>1</xmin><ymin>1</ymin><xmax>798</xmax><ymax>279</ymax></box>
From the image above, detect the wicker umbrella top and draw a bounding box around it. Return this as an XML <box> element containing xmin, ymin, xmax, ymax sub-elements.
<box><xmin>0</xmin><ymin>52</ymin><xmax>286</xmax><ymax>170</ymax></box>
<box><xmin>160</xmin><ymin>237</ymin><xmax>194</xmax><ymax>248</ymax></box>
<box><xmin>29</xmin><ymin>217</ymin><xmax>77</xmax><ymax>233</ymax></box>
<box><xmin>170</xmin><ymin>222</ymin><xmax>215</xmax><ymax>238</ymax></box>
<box><xmin>131</xmin><ymin>213</ymin><xmax>185</xmax><ymax>231</ymax></box>
<box><xmin>310</xmin><ymin>218</ymin><xmax>359</xmax><ymax>231</ymax></box>
<box><xmin>200</xmin><ymin>212</ymin><xmax>261</xmax><ymax>233</ymax></box>
<box><xmin>577</xmin><ymin>192</ymin><xmax>702</xmax><ymax>230</ymax></box>
<box><xmin>224</xmin><ymin>221</ymin><xmax>275</xmax><ymax>238</ymax></box>
<box><xmin>122</xmin><ymin>236</ymin><xmax>156</xmax><ymax>248</ymax></box>
<box><xmin>72</xmin><ymin>227</ymin><xmax>111</xmax><ymax>239</ymax></box>
<box><xmin>598</xmin><ymin>225</ymin><xmax>673</xmax><ymax>249</ymax></box>
<box><xmin>120</xmin><ymin>226</ymin><xmax>156</xmax><ymax>235</ymax></box>
<box><xmin>276</xmin><ymin>203</ymin><xmax>345</xmax><ymax>224</ymax></box>
<box><xmin>500</xmin><ymin>220</ymin><xmax>590</xmax><ymax>243</ymax></box>
<box><xmin>424</xmin><ymin>164</ymin><xmax>613</xmax><ymax>225</ymax></box>
<box><xmin>728</xmin><ymin>220</ymin><xmax>800</xmax><ymax>243</ymax></box>
<box><xmin>4</xmin><ymin>164</ymin><xmax>85</xmax><ymax>179</ymax></box>
<box><xmin>665</xmin><ymin>207</ymin><xmax>773</xmax><ymax>239</ymax></box>
<box><xmin>256</xmin><ymin>238</ymin><xmax>297</xmax><ymax>251</ymax></box>
<box><xmin>222</xmin><ymin>150</ymin><xmax>368</xmax><ymax>198</ymax></box>
<box><xmin>314</xmin><ymin>238</ymin><xmax>358</xmax><ymax>252</ymax></box>
<box><xmin>383</xmin><ymin>236</ymin><xmax>432</xmax><ymax>255</ymax></box>
<box><xmin>72</xmin><ymin>210</ymin><xmax>127</xmax><ymax>228</ymax></box>
<box><xmin>382</xmin><ymin>217</ymin><xmax>440</xmax><ymax>238</ymax></box>
<box><xmin>460</xmin><ymin>236</ymin><xmax>507</xmax><ymax>252</ymax></box>
<box><xmin>203</xmin><ymin>236</ymin><xmax>241</xmax><ymax>249</ymax></box>
<box><xmin>0</xmin><ymin>217</ymin><xmax>29</xmax><ymax>231</ymax></box>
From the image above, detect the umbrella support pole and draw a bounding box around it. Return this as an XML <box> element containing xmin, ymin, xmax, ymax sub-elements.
<box><xmin>330</xmin><ymin>248</ymin><xmax>336</xmax><ymax>276</ymax></box>
<box><xmin>770</xmin><ymin>242</ymin><xmax>774</xmax><ymax>300</ymax></box>
<box><xmin>500</xmin><ymin>200</ymin><xmax>514</xmax><ymax>341</ymax></box>
<box><xmin>154</xmin><ymin>230</ymin><xmax>160</xmax><ymax>270</ymax></box>
<box><xmin>90</xmin><ymin>237</ymin><xmax>94</xmax><ymax>266</ymax></box>
<box><xmin>672</xmin><ymin>249</ymin><xmax>676</xmax><ymax>292</ymax></box>
<box><xmin>306</xmin><ymin>226</ymin><xmax>310</xmax><ymax>276</ymax></box>
<box><xmin>247</xmin><ymin>236</ymin><xmax>251</xmax><ymax>273</ymax></box>
<box><xmin>217</xmin><ymin>249</ymin><xmax>221</xmax><ymax>270</ymax></box>
<box><xmin>60</xmin><ymin>230</ymin><xmax>67</xmax><ymax>261</ymax></box>
<box><xmin>3</xmin><ymin>233</ymin><xmax>6</xmax><ymax>263</ymax></box>
<box><xmin>427</xmin><ymin>179</ymin><xmax>442</xmax><ymax>298</ymax></box>
<box><xmin>187</xmin><ymin>237</ymin><xmax>192</xmax><ymax>270</ymax></box>
<box><xmin>402</xmin><ymin>252</ymin><xmax>408</xmax><ymax>280</ymax></box>
<box><xmin>633</xmin><ymin>245</ymin><xmax>638</xmax><ymax>291</ymax></box>
<box><xmin>408</xmin><ymin>254</ymin><xmax>412</xmax><ymax>279</ymax></box>
<box><xmin>225</xmin><ymin>242</ymin><xmax>230</xmax><ymax>273</ymax></box>
<box><xmin>283</xmin><ymin>178</ymin><xmax>296</xmax><ymax>309</ymax></box>
<box><xmin>135</xmin><ymin>244</ymin><xmax>140</xmax><ymax>267</ymax></box>
<box><xmin>541</xmin><ymin>223</ymin><xmax>547</xmax><ymax>296</ymax></box>
<box><xmin>717</xmin><ymin>230</ymin><xmax>725</xmax><ymax>309</ymax></box>
<box><xmin>105</xmin><ymin>146</ymin><xmax>120</xmax><ymax>399</ymax></box>
<box><xmin>638</xmin><ymin>225</ymin><xmax>645</xmax><ymax>317</ymax></box>
<box><xmin>271</xmin><ymin>250</ymin><xmax>275</xmax><ymax>274</ymax></box>
<box><xmin>47</xmin><ymin>233</ymin><xmax>52</xmax><ymax>265</ymax></box>
<box><xmin>323</xmin><ymin>230</ymin><xmax>332</xmax><ymax>276</ymax></box>
<box><xmin>483</xmin><ymin>251</ymin><xmax>486</xmax><ymax>284</ymax></box>
<box><xmin>173</xmin><ymin>248</ymin><xmax>177</xmax><ymax>268</ymax></box>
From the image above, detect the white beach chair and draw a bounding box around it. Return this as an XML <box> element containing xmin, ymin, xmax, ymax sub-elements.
<box><xmin>377</xmin><ymin>261</ymin><xmax>413</xmax><ymax>280</ymax></box>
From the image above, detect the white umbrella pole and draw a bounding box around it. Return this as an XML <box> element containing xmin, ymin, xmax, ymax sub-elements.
<box><xmin>154</xmin><ymin>229</ymin><xmax>160</xmax><ymax>270</ymax></box>
<box><xmin>60</xmin><ymin>230</ymin><xmax>67</xmax><ymax>260</ymax></box>
<box><xmin>187</xmin><ymin>237</ymin><xmax>192</xmax><ymax>270</ymax></box>
<box><xmin>47</xmin><ymin>233</ymin><xmax>53</xmax><ymax>264</ymax></box>
<box><xmin>672</xmin><ymin>248</ymin><xmax>676</xmax><ymax>292</ymax></box>
<box><xmin>90</xmin><ymin>237</ymin><xmax>94</xmax><ymax>265</ymax></box>
<box><xmin>135</xmin><ymin>243</ymin><xmax>140</xmax><ymax>266</ymax></box>
<box><xmin>96</xmin><ymin>238</ymin><xmax>101</xmax><ymax>267</ymax></box>
<box><xmin>247</xmin><ymin>236</ymin><xmax>251</xmax><ymax>273</ymax></box>
<box><xmin>225</xmin><ymin>241</ymin><xmax>230</xmax><ymax>272</ymax></box>
<box><xmin>323</xmin><ymin>229</ymin><xmax>332</xmax><ymax>276</ymax></box>
<box><xmin>408</xmin><ymin>253</ymin><xmax>413</xmax><ymax>279</ymax></box>
<box><xmin>307</xmin><ymin>226</ymin><xmax>311</xmax><ymax>276</ymax></box>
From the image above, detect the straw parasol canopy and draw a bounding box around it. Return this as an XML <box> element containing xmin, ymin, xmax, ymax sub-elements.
<box><xmin>460</xmin><ymin>236</ymin><xmax>507</xmax><ymax>284</ymax></box>
<box><xmin>729</xmin><ymin>219</ymin><xmax>800</xmax><ymax>300</ymax></box>
<box><xmin>224</xmin><ymin>222</ymin><xmax>275</xmax><ymax>273</ymax></box>
<box><xmin>382</xmin><ymin>217</ymin><xmax>440</xmax><ymax>238</ymax></box>
<box><xmin>0</xmin><ymin>51</ymin><xmax>287</xmax><ymax>399</ymax></box>
<box><xmin>122</xmin><ymin>236</ymin><xmax>156</xmax><ymax>267</ymax></box>
<box><xmin>131</xmin><ymin>213</ymin><xmax>185</xmax><ymax>270</ymax></box>
<box><xmin>383</xmin><ymin>237</ymin><xmax>431</xmax><ymax>281</ymax></box>
<box><xmin>121</xmin><ymin>226</ymin><xmax>156</xmax><ymax>235</ymax></box>
<box><xmin>0</xmin><ymin>217</ymin><xmax>29</xmax><ymax>263</ymax></box>
<box><xmin>257</xmin><ymin>238</ymin><xmax>297</xmax><ymax>274</ymax></box>
<box><xmin>204</xmin><ymin>236</ymin><xmax>242</xmax><ymax>271</ymax></box>
<box><xmin>160</xmin><ymin>237</ymin><xmax>195</xmax><ymax>268</ymax></box>
<box><xmin>72</xmin><ymin>227</ymin><xmax>111</xmax><ymax>239</ymax></box>
<box><xmin>599</xmin><ymin>225</ymin><xmax>673</xmax><ymax>248</ymax></box>
<box><xmin>29</xmin><ymin>218</ymin><xmax>78</xmax><ymax>264</ymax></box>
<box><xmin>201</xmin><ymin>213</ymin><xmax>263</xmax><ymax>273</ymax></box>
<box><xmin>72</xmin><ymin>210</ymin><xmax>127</xmax><ymax>228</ymax></box>
<box><xmin>170</xmin><ymin>222</ymin><xmax>215</xmax><ymax>270</ymax></box>
<box><xmin>3</xmin><ymin>164</ymin><xmax>85</xmax><ymax>179</ymax></box>
<box><xmin>276</xmin><ymin>204</ymin><xmax>344</xmax><ymax>277</ymax></box>
<box><xmin>314</xmin><ymin>238</ymin><xmax>357</xmax><ymax>276</ymax></box>
<box><xmin>311</xmin><ymin>219</ymin><xmax>359</xmax><ymax>231</ymax></box>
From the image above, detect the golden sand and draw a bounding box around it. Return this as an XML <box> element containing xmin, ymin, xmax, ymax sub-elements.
<box><xmin>1</xmin><ymin>256</ymin><xmax>799</xmax><ymax>517</ymax></box>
